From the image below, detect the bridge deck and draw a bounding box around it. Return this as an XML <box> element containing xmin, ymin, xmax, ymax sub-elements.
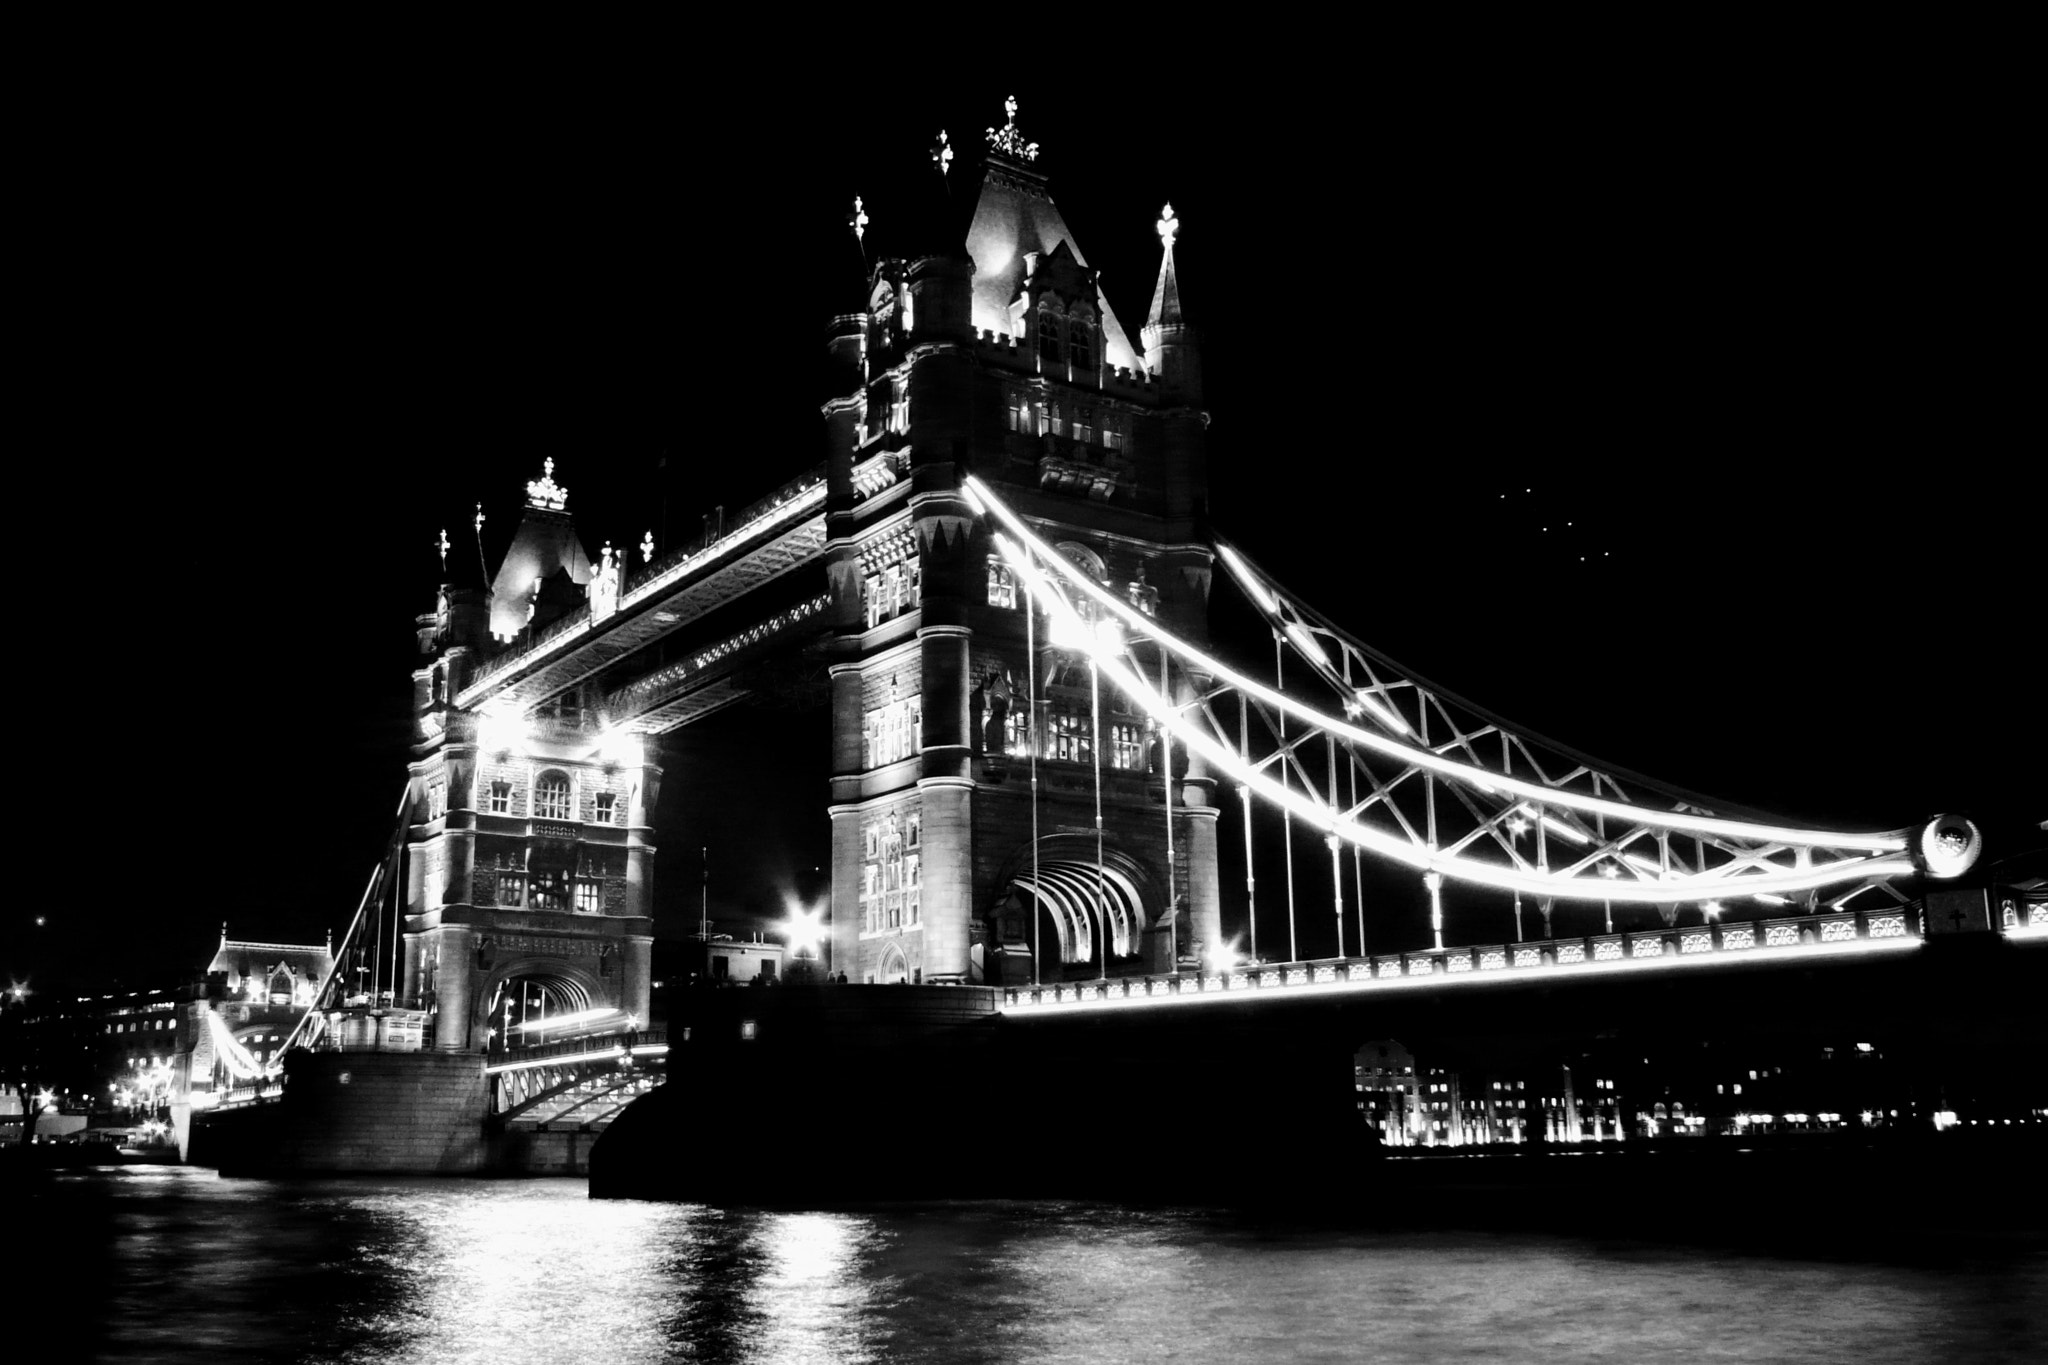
<box><xmin>1004</xmin><ymin>911</ymin><xmax>2046</xmax><ymax>1016</ymax></box>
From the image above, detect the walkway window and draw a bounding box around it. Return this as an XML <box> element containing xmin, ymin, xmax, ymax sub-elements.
<box><xmin>534</xmin><ymin>772</ymin><xmax>572</xmax><ymax>821</ymax></box>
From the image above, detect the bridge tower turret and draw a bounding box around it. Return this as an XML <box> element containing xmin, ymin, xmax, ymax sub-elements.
<box><xmin>400</xmin><ymin>465</ymin><xmax>657</xmax><ymax>1052</ymax></box>
<box><xmin>824</xmin><ymin>99</ymin><xmax>1222</xmax><ymax>987</ymax></box>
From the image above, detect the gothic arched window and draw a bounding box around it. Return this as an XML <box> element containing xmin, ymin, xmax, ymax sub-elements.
<box><xmin>533</xmin><ymin>771</ymin><xmax>572</xmax><ymax>821</ymax></box>
<box><xmin>1069</xmin><ymin>308</ymin><xmax>1095</xmax><ymax>375</ymax></box>
<box><xmin>1037</xmin><ymin>307</ymin><xmax>1062</xmax><ymax>364</ymax></box>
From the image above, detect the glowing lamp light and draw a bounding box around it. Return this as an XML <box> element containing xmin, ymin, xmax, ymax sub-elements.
<box><xmin>1207</xmin><ymin>939</ymin><xmax>1244</xmax><ymax>975</ymax></box>
<box><xmin>478</xmin><ymin>711</ymin><xmax>531</xmax><ymax>757</ymax></box>
<box><xmin>1916</xmin><ymin>814</ymin><xmax>1982</xmax><ymax>879</ymax></box>
<box><xmin>782</xmin><ymin>907</ymin><xmax>825</xmax><ymax>958</ymax></box>
<box><xmin>596</xmin><ymin>727</ymin><xmax>643</xmax><ymax>769</ymax></box>
<box><xmin>1702</xmin><ymin>901</ymin><xmax>1724</xmax><ymax>919</ymax></box>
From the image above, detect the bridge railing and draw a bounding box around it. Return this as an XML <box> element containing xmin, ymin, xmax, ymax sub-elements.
<box><xmin>1001</xmin><ymin>908</ymin><xmax>1922</xmax><ymax>1011</ymax></box>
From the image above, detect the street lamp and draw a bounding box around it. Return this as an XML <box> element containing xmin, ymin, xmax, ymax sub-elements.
<box><xmin>781</xmin><ymin>905</ymin><xmax>825</xmax><ymax>980</ymax></box>
<box><xmin>1206</xmin><ymin>938</ymin><xmax>1243</xmax><ymax>977</ymax></box>
<box><xmin>1599</xmin><ymin>861</ymin><xmax>1620</xmax><ymax>934</ymax></box>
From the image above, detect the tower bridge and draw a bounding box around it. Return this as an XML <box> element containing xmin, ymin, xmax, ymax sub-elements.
<box><xmin>193</xmin><ymin>97</ymin><xmax>2037</xmax><ymax>1183</ymax></box>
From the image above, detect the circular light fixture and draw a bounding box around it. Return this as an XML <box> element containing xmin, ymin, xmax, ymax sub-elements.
<box><xmin>1915</xmin><ymin>814</ymin><xmax>1982</xmax><ymax>879</ymax></box>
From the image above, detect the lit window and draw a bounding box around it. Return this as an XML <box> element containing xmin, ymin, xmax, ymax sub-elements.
<box><xmin>528</xmin><ymin>869</ymin><xmax>569</xmax><ymax>912</ymax></box>
<box><xmin>864</xmin><ymin>695</ymin><xmax>922</xmax><ymax>768</ymax></box>
<box><xmin>489</xmin><ymin>780</ymin><xmax>512</xmax><ymax>814</ymax></box>
<box><xmin>1045</xmin><ymin>709</ymin><xmax>1090</xmax><ymax>764</ymax></box>
<box><xmin>575</xmin><ymin>880</ymin><xmax>602</xmax><ymax>914</ymax></box>
<box><xmin>987</xmin><ymin>560</ymin><xmax>1017</xmax><ymax>609</ymax></box>
<box><xmin>594</xmin><ymin>792</ymin><xmax>616</xmax><ymax>824</ymax></box>
<box><xmin>534</xmin><ymin>772</ymin><xmax>571</xmax><ymax>821</ymax></box>
<box><xmin>426</xmin><ymin>780</ymin><xmax>447</xmax><ymax>821</ymax></box>
<box><xmin>1110</xmin><ymin>723</ymin><xmax>1145</xmax><ymax>772</ymax></box>
<box><xmin>863</xmin><ymin>556</ymin><xmax>922</xmax><ymax>629</ymax></box>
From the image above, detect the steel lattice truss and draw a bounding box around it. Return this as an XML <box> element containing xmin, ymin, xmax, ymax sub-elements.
<box><xmin>967</xmin><ymin>477</ymin><xmax>1948</xmax><ymax>915</ymax></box>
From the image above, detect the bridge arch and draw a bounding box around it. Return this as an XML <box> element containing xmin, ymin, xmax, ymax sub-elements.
<box><xmin>992</xmin><ymin>836</ymin><xmax>1166</xmax><ymax>979</ymax></box>
<box><xmin>475</xmin><ymin>958</ymin><xmax>608</xmax><ymax>1053</ymax></box>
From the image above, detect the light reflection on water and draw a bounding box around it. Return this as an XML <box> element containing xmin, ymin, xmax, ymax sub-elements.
<box><xmin>25</xmin><ymin>1165</ymin><xmax>2047</xmax><ymax>1364</ymax></box>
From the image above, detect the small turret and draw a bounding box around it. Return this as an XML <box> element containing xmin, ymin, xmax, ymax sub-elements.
<box><xmin>1141</xmin><ymin>204</ymin><xmax>1201</xmax><ymax>399</ymax></box>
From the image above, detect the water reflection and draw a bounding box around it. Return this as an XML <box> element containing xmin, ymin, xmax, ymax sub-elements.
<box><xmin>28</xmin><ymin>1167</ymin><xmax>2048</xmax><ymax>1364</ymax></box>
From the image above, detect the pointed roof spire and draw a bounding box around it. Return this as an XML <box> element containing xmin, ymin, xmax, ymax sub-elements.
<box><xmin>1147</xmin><ymin>203</ymin><xmax>1185</xmax><ymax>329</ymax></box>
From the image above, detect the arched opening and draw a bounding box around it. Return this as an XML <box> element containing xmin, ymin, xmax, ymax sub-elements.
<box><xmin>1011</xmin><ymin>858</ymin><xmax>1147</xmax><ymax>981</ymax></box>
<box><xmin>875</xmin><ymin>942</ymin><xmax>909</xmax><ymax>985</ymax></box>
<box><xmin>484</xmin><ymin>971</ymin><xmax>595</xmax><ymax>1055</ymax></box>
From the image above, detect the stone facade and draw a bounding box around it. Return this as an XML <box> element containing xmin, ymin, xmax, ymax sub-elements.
<box><xmin>824</xmin><ymin>128</ymin><xmax>1221</xmax><ymax>985</ymax></box>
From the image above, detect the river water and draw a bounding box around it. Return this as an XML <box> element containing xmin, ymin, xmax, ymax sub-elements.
<box><xmin>19</xmin><ymin>1165</ymin><xmax>2045</xmax><ymax>1363</ymax></box>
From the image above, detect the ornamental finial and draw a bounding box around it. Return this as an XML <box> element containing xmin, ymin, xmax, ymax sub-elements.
<box><xmin>525</xmin><ymin>457</ymin><xmax>567</xmax><ymax>511</ymax></box>
<box><xmin>436</xmin><ymin>528</ymin><xmax>450</xmax><ymax>571</ymax></box>
<box><xmin>640</xmin><ymin>529</ymin><xmax>655</xmax><ymax>563</ymax></box>
<box><xmin>931</xmin><ymin>129</ymin><xmax>953</xmax><ymax>176</ymax></box>
<box><xmin>985</xmin><ymin>95</ymin><xmax>1040</xmax><ymax>162</ymax></box>
<box><xmin>1157</xmin><ymin>203</ymin><xmax>1178</xmax><ymax>248</ymax></box>
<box><xmin>849</xmin><ymin>196</ymin><xmax>869</xmax><ymax>252</ymax></box>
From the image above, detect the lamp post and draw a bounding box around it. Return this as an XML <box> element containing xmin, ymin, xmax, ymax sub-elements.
<box><xmin>1599</xmin><ymin>861</ymin><xmax>1620</xmax><ymax>934</ymax></box>
<box><xmin>1506</xmin><ymin>813</ymin><xmax>1532</xmax><ymax>942</ymax></box>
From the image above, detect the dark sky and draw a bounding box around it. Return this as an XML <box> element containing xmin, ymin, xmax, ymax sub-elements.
<box><xmin>15</xmin><ymin>57</ymin><xmax>2037</xmax><ymax>994</ymax></box>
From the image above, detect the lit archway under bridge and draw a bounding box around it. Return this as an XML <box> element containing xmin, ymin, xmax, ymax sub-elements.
<box><xmin>1010</xmin><ymin>858</ymin><xmax>1149</xmax><ymax>974</ymax></box>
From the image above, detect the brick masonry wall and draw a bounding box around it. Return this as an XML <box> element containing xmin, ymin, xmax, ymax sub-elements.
<box><xmin>268</xmin><ymin>1051</ymin><xmax>487</xmax><ymax>1174</ymax></box>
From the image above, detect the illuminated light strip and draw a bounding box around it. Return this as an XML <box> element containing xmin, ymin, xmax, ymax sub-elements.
<box><xmin>972</xmin><ymin>476</ymin><xmax>1907</xmax><ymax>857</ymax></box>
<box><xmin>1215</xmin><ymin>541</ymin><xmax>1278</xmax><ymax>614</ymax></box>
<box><xmin>485</xmin><ymin>1046</ymin><xmax>625</xmax><ymax>1076</ymax></box>
<box><xmin>989</xmin><ymin>531</ymin><xmax>1915</xmax><ymax>903</ymax></box>
<box><xmin>513</xmin><ymin>1007</ymin><xmax>624</xmax><ymax>1034</ymax></box>
<box><xmin>999</xmin><ymin>933</ymin><xmax>1925</xmax><ymax>1017</ymax></box>
<box><xmin>1353</xmin><ymin>690</ymin><xmax>1413</xmax><ymax>737</ymax></box>
<box><xmin>1283</xmin><ymin>621</ymin><xmax>1333</xmax><ymax>670</ymax></box>
<box><xmin>1536</xmin><ymin>812</ymin><xmax>1591</xmax><ymax>847</ymax></box>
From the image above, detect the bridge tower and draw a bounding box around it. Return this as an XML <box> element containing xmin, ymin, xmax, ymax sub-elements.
<box><xmin>823</xmin><ymin>101</ymin><xmax>1223</xmax><ymax>986</ymax></box>
<box><xmin>399</xmin><ymin>464</ymin><xmax>659</xmax><ymax>1052</ymax></box>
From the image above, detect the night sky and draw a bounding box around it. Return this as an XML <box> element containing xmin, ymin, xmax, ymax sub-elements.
<box><xmin>17</xmin><ymin>61</ymin><xmax>2037</xmax><ymax>996</ymax></box>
